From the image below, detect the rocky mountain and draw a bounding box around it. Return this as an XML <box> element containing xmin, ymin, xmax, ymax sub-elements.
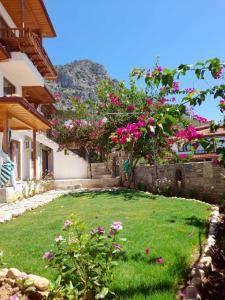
<box><xmin>47</xmin><ymin>59</ymin><xmax>117</xmax><ymax>110</ymax></box>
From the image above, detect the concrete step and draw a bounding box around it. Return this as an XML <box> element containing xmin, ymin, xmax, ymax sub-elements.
<box><xmin>54</xmin><ymin>178</ymin><xmax>120</xmax><ymax>189</ymax></box>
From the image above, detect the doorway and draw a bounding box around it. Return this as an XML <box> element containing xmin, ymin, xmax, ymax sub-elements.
<box><xmin>42</xmin><ymin>149</ymin><xmax>48</xmax><ymax>177</ymax></box>
<box><xmin>10</xmin><ymin>140</ymin><xmax>21</xmax><ymax>180</ymax></box>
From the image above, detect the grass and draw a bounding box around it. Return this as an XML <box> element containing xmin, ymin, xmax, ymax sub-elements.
<box><xmin>0</xmin><ymin>190</ymin><xmax>210</xmax><ymax>299</ymax></box>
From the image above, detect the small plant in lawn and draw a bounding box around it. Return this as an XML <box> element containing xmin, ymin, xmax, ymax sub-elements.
<box><xmin>44</xmin><ymin>215</ymin><xmax>125</xmax><ymax>300</ymax></box>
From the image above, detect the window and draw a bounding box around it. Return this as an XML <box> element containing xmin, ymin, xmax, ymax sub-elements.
<box><xmin>3</xmin><ymin>77</ymin><xmax>16</xmax><ymax>96</ymax></box>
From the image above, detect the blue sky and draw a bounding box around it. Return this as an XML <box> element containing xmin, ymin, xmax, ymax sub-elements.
<box><xmin>44</xmin><ymin>0</ymin><xmax>225</xmax><ymax>121</ymax></box>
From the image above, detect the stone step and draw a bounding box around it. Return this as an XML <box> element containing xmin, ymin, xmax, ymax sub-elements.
<box><xmin>92</xmin><ymin>174</ymin><xmax>112</xmax><ymax>179</ymax></box>
<box><xmin>55</xmin><ymin>185</ymin><xmax>82</xmax><ymax>191</ymax></box>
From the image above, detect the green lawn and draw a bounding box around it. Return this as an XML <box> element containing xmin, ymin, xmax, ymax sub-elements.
<box><xmin>0</xmin><ymin>190</ymin><xmax>210</xmax><ymax>299</ymax></box>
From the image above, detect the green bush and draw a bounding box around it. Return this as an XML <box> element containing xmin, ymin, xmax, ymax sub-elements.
<box><xmin>44</xmin><ymin>215</ymin><xmax>125</xmax><ymax>300</ymax></box>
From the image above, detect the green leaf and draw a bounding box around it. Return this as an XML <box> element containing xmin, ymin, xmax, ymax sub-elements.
<box><xmin>95</xmin><ymin>287</ymin><xmax>109</xmax><ymax>299</ymax></box>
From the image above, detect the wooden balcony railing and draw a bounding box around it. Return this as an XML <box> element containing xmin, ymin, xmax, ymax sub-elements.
<box><xmin>0</xmin><ymin>28</ymin><xmax>57</xmax><ymax>80</ymax></box>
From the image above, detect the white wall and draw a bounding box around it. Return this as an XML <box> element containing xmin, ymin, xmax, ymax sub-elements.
<box><xmin>53</xmin><ymin>150</ymin><xmax>88</xmax><ymax>179</ymax></box>
<box><xmin>26</xmin><ymin>132</ymin><xmax>88</xmax><ymax>180</ymax></box>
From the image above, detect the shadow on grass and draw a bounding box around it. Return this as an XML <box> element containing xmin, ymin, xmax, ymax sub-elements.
<box><xmin>113</xmin><ymin>281</ymin><xmax>173</xmax><ymax>299</ymax></box>
<box><xmin>166</xmin><ymin>215</ymin><xmax>208</xmax><ymax>232</ymax></box>
<box><xmin>184</xmin><ymin>216</ymin><xmax>208</xmax><ymax>231</ymax></box>
<box><xmin>116</xmin><ymin>253</ymin><xmax>189</xmax><ymax>299</ymax></box>
<box><xmin>62</xmin><ymin>190</ymin><xmax>157</xmax><ymax>202</ymax></box>
<box><xmin>120</xmin><ymin>252</ymin><xmax>160</xmax><ymax>264</ymax></box>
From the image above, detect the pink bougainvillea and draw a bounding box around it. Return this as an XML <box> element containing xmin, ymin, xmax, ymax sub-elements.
<box><xmin>108</xmin><ymin>93</ymin><xmax>122</xmax><ymax>106</ymax></box>
<box><xmin>175</xmin><ymin>125</ymin><xmax>203</xmax><ymax>143</ymax></box>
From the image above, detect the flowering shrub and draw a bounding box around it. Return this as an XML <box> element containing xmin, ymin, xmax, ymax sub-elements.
<box><xmin>44</xmin><ymin>215</ymin><xmax>125</xmax><ymax>300</ymax></box>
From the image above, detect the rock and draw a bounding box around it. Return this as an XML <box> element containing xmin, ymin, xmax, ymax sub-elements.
<box><xmin>0</xmin><ymin>268</ymin><xmax>8</xmax><ymax>278</ymax></box>
<box><xmin>28</xmin><ymin>274</ymin><xmax>50</xmax><ymax>291</ymax></box>
<box><xmin>200</xmin><ymin>256</ymin><xmax>212</xmax><ymax>268</ymax></box>
<box><xmin>4</xmin><ymin>278</ymin><xmax>15</xmax><ymax>286</ymax></box>
<box><xmin>46</xmin><ymin>59</ymin><xmax>118</xmax><ymax>110</ymax></box>
<box><xmin>7</xmin><ymin>268</ymin><xmax>21</xmax><ymax>279</ymax></box>
<box><xmin>184</xmin><ymin>285</ymin><xmax>200</xmax><ymax>300</ymax></box>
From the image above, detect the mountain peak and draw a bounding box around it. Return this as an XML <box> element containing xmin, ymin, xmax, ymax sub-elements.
<box><xmin>47</xmin><ymin>59</ymin><xmax>115</xmax><ymax>108</ymax></box>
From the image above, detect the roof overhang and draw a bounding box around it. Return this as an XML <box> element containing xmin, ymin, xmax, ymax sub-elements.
<box><xmin>22</xmin><ymin>86</ymin><xmax>55</xmax><ymax>104</ymax></box>
<box><xmin>0</xmin><ymin>52</ymin><xmax>44</xmax><ymax>86</ymax></box>
<box><xmin>1</xmin><ymin>0</ymin><xmax>56</xmax><ymax>37</ymax></box>
<box><xmin>196</xmin><ymin>126</ymin><xmax>225</xmax><ymax>138</ymax></box>
<box><xmin>0</xmin><ymin>97</ymin><xmax>51</xmax><ymax>130</ymax></box>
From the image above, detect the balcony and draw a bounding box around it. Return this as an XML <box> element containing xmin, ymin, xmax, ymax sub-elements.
<box><xmin>0</xmin><ymin>28</ymin><xmax>57</xmax><ymax>80</ymax></box>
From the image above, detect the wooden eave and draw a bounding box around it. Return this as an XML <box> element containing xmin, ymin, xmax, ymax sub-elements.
<box><xmin>0</xmin><ymin>97</ymin><xmax>51</xmax><ymax>130</ymax></box>
<box><xmin>0</xmin><ymin>43</ymin><xmax>10</xmax><ymax>61</ymax></box>
<box><xmin>1</xmin><ymin>0</ymin><xmax>56</xmax><ymax>37</ymax></box>
<box><xmin>22</xmin><ymin>86</ymin><xmax>55</xmax><ymax>104</ymax></box>
<box><xmin>0</xmin><ymin>28</ymin><xmax>57</xmax><ymax>80</ymax></box>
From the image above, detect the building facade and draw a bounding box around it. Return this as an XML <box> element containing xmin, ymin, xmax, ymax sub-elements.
<box><xmin>0</xmin><ymin>0</ymin><xmax>88</xmax><ymax>202</ymax></box>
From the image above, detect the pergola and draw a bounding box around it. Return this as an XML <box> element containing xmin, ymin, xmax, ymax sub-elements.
<box><xmin>0</xmin><ymin>97</ymin><xmax>51</xmax><ymax>179</ymax></box>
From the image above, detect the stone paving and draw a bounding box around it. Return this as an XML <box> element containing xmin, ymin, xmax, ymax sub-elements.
<box><xmin>0</xmin><ymin>190</ymin><xmax>71</xmax><ymax>223</ymax></box>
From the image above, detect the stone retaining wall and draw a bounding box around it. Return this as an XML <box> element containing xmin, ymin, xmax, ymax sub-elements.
<box><xmin>0</xmin><ymin>267</ymin><xmax>50</xmax><ymax>299</ymax></box>
<box><xmin>134</xmin><ymin>162</ymin><xmax>225</xmax><ymax>203</ymax></box>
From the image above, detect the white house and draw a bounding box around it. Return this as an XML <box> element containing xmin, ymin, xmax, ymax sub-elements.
<box><xmin>0</xmin><ymin>0</ymin><xmax>88</xmax><ymax>203</ymax></box>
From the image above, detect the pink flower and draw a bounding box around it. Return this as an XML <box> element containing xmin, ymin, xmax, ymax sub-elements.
<box><xmin>216</xmin><ymin>66</ymin><xmax>223</xmax><ymax>79</ymax></box>
<box><xmin>51</xmin><ymin>119</ymin><xmax>60</xmax><ymax>126</ymax></box>
<box><xmin>193</xmin><ymin>114</ymin><xmax>208</xmax><ymax>124</ymax></box>
<box><xmin>185</xmin><ymin>88</ymin><xmax>196</xmax><ymax>93</ymax></box>
<box><xmin>147</xmin><ymin>98</ymin><xmax>153</xmax><ymax>105</ymax></box>
<box><xmin>63</xmin><ymin>220</ymin><xmax>73</xmax><ymax>229</ymax></box>
<box><xmin>137</xmin><ymin>120</ymin><xmax>146</xmax><ymax>128</ymax></box>
<box><xmin>42</xmin><ymin>250</ymin><xmax>54</xmax><ymax>261</ymax></box>
<box><xmin>109</xmin><ymin>93</ymin><xmax>122</xmax><ymax>106</ymax></box>
<box><xmin>179</xmin><ymin>153</ymin><xmax>187</xmax><ymax>159</ymax></box>
<box><xmin>179</xmin><ymin>290</ymin><xmax>187</xmax><ymax>299</ymax></box>
<box><xmin>111</xmin><ymin>136</ymin><xmax>118</xmax><ymax>143</ymax></box>
<box><xmin>55</xmin><ymin>235</ymin><xmax>64</xmax><ymax>243</ymax></box>
<box><xmin>192</xmin><ymin>143</ymin><xmax>199</xmax><ymax>150</ymax></box>
<box><xmin>176</xmin><ymin>125</ymin><xmax>203</xmax><ymax>142</ymax></box>
<box><xmin>113</xmin><ymin>243</ymin><xmax>122</xmax><ymax>251</ymax></box>
<box><xmin>116</xmin><ymin>128</ymin><xmax>124</xmax><ymax>135</ymax></box>
<box><xmin>148</xmin><ymin>117</ymin><xmax>154</xmax><ymax>126</ymax></box>
<box><xmin>145</xmin><ymin>247</ymin><xmax>150</xmax><ymax>254</ymax></box>
<box><xmin>127</xmin><ymin>104</ymin><xmax>135</xmax><ymax>112</ymax></box>
<box><xmin>172</xmin><ymin>82</ymin><xmax>179</xmax><ymax>92</ymax></box>
<box><xmin>127</xmin><ymin>123</ymin><xmax>138</xmax><ymax>133</ymax></box>
<box><xmin>155</xmin><ymin>257</ymin><xmax>164</xmax><ymax>264</ymax></box>
<box><xmin>10</xmin><ymin>296</ymin><xmax>20</xmax><ymax>300</ymax></box>
<box><xmin>110</xmin><ymin>221</ymin><xmax>123</xmax><ymax>235</ymax></box>
<box><xmin>54</xmin><ymin>91</ymin><xmax>61</xmax><ymax>101</ymax></box>
<box><xmin>134</xmin><ymin>131</ymin><xmax>142</xmax><ymax>139</ymax></box>
<box><xmin>158</xmin><ymin>98</ymin><xmax>166</xmax><ymax>105</ymax></box>
<box><xmin>157</xmin><ymin>66</ymin><xmax>163</xmax><ymax>72</ymax></box>
<box><xmin>212</xmin><ymin>159</ymin><xmax>220</xmax><ymax>166</ymax></box>
<box><xmin>91</xmin><ymin>227</ymin><xmax>105</xmax><ymax>236</ymax></box>
<box><xmin>120</xmin><ymin>136</ymin><xmax>127</xmax><ymax>144</ymax></box>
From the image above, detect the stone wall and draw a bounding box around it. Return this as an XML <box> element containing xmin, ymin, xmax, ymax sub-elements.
<box><xmin>134</xmin><ymin>162</ymin><xmax>225</xmax><ymax>203</ymax></box>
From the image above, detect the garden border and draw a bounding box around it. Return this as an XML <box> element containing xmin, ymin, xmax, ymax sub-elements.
<box><xmin>182</xmin><ymin>205</ymin><xmax>222</xmax><ymax>300</ymax></box>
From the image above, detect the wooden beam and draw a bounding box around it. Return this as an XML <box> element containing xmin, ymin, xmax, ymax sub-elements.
<box><xmin>33</xmin><ymin>129</ymin><xmax>37</xmax><ymax>180</ymax></box>
<box><xmin>2</xmin><ymin>111</ymin><xmax>8</xmax><ymax>154</ymax></box>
